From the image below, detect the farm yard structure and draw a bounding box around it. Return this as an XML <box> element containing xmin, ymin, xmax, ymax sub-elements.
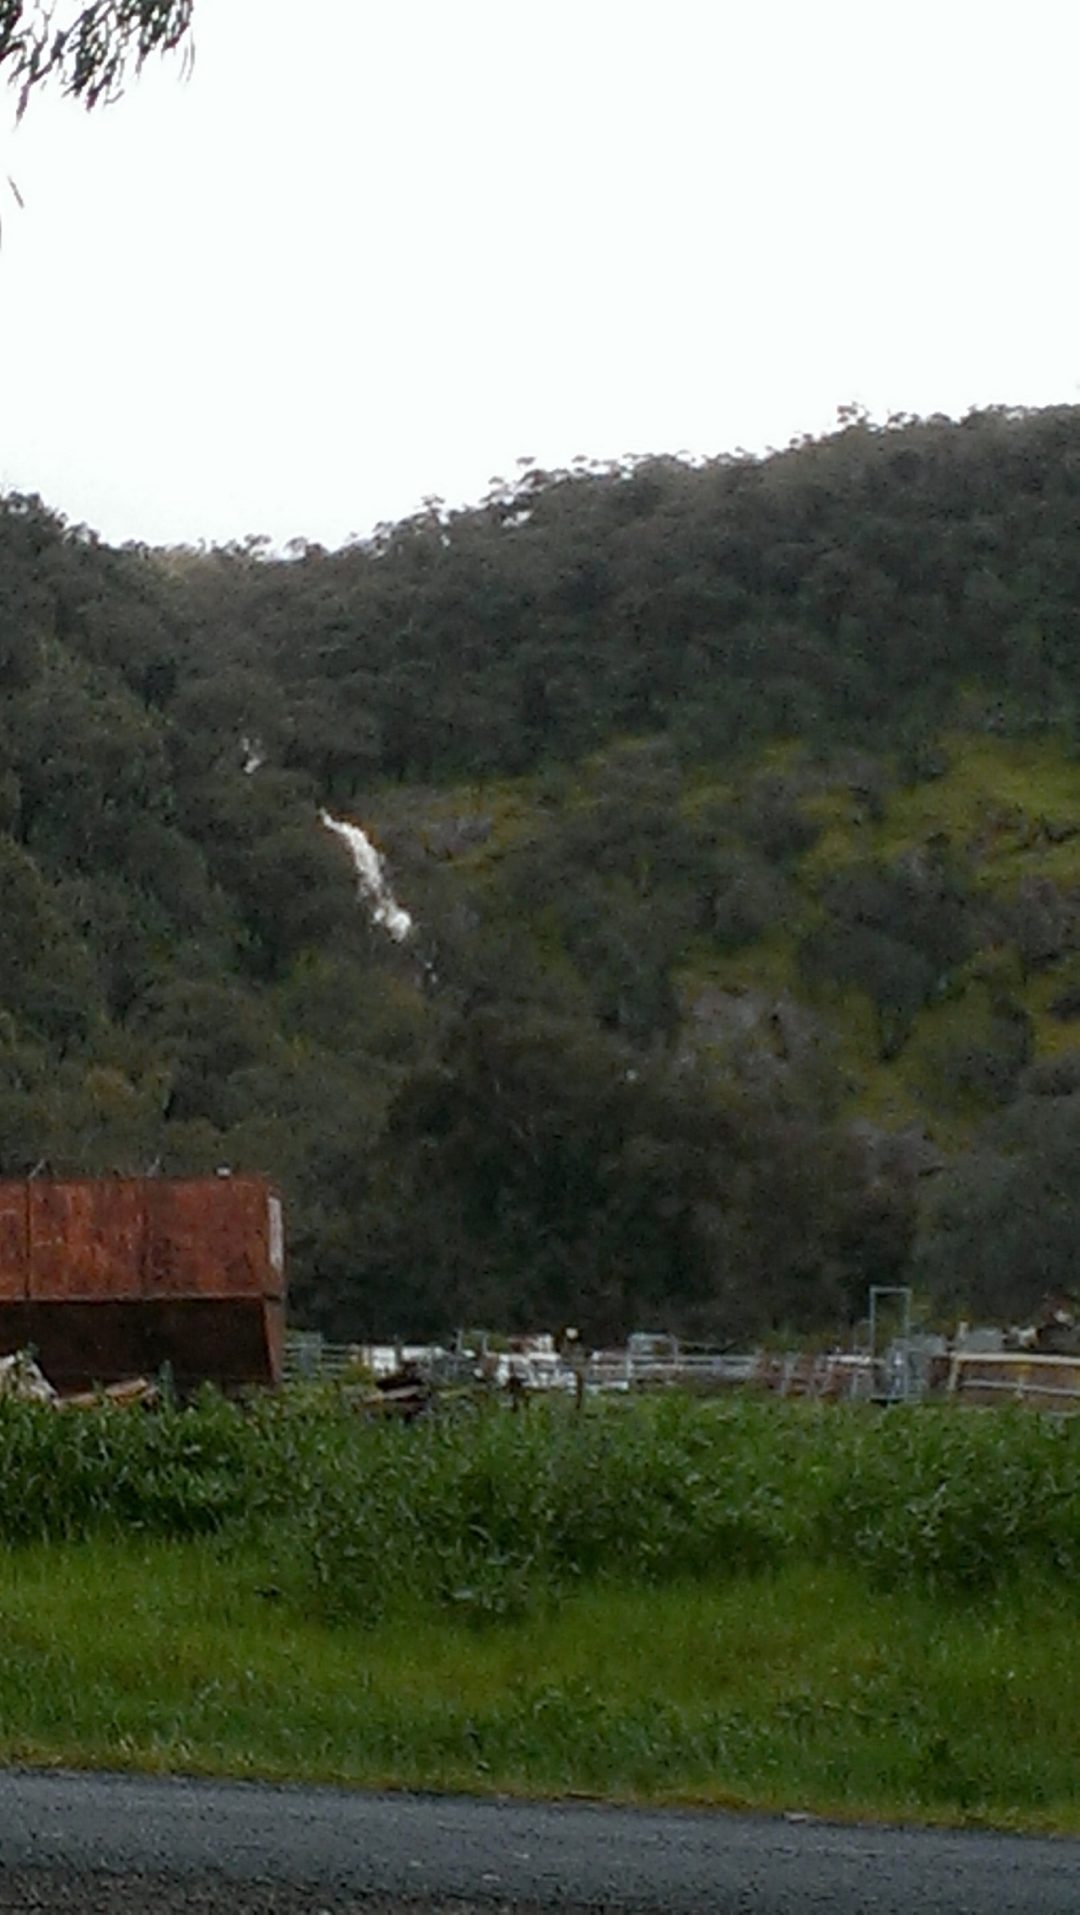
<box><xmin>283</xmin><ymin>1327</ymin><xmax>1080</xmax><ymax>1414</ymax></box>
<box><xmin>946</xmin><ymin>1349</ymin><xmax>1080</xmax><ymax>1409</ymax></box>
<box><xmin>0</xmin><ymin>1175</ymin><xmax>284</xmax><ymax>1392</ymax></box>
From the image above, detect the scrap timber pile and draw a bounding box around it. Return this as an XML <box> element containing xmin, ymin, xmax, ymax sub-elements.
<box><xmin>0</xmin><ymin>1350</ymin><xmax>159</xmax><ymax>1409</ymax></box>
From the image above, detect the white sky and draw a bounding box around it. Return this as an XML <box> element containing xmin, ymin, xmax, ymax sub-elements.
<box><xmin>2</xmin><ymin>0</ymin><xmax>1079</xmax><ymax>550</ymax></box>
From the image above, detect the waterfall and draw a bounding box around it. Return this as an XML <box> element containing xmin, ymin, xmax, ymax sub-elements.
<box><xmin>320</xmin><ymin>811</ymin><xmax>414</xmax><ymax>943</ymax></box>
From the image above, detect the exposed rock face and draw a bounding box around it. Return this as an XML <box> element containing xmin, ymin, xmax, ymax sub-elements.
<box><xmin>422</xmin><ymin>814</ymin><xmax>494</xmax><ymax>859</ymax></box>
<box><xmin>1014</xmin><ymin>875</ymin><xmax>1078</xmax><ymax>968</ymax></box>
<box><xmin>680</xmin><ymin>985</ymin><xmax>835</xmax><ymax>1089</ymax></box>
<box><xmin>848</xmin><ymin>1120</ymin><xmax>947</xmax><ymax>1182</ymax></box>
<box><xmin>685</xmin><ymin>986</ymin><xmax>767</xmax><ymax>1045</ymax></box>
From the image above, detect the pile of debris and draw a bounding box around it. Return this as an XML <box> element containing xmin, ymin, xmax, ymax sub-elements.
<box><xmin>1009</xmin><ymin>1289</ymin><xmax>1080</xmax><ymax>1356</ymax></box>
<box><xmin>0</xmin><ymin>1349</ymin><xmax>158</xmax><ymax>1409</ymax></box>
<box><xmin>0</xmin><ymin>1350</ymin><xmax>56</xmax><ymax>1403</ymax></box>
<box><xmin>352</xmin><ymin>1363</ymin><xmax>433</xmax><ymax>1422</ymax></box>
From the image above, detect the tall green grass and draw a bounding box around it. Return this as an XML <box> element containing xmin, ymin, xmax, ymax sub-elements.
<box><xmin>2</xmin><ymin>1392</ymin><xmax>1078</xmax><ymax>1614</ymax></box>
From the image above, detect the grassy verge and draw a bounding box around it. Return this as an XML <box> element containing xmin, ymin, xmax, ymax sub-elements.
<box><xmin>1</xmin><ymin>1393</ymin><xmax>1078</xmax><ymax>1828</ymax></box>
<box><xmin>0</xmin><ymin>1537</ymin><xmax>1077</xmax><ymax>1829</ymax></box>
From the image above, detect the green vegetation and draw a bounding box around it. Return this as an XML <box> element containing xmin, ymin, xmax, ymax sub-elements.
<box><xmin>1</xmin><ymin>1392</ymin><xmax>1078</xmax><ymax>1826</ymax></box>
<box><xmin>3</xmin><ymin>407</ymin><xmax>1080</xmax><ymax>1340</ymax></box>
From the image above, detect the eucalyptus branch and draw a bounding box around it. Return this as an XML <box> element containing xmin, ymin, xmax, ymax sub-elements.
<box><xmin>0</xmin><ymin>1</ymin><xmax>193</xmax><ymax>115</ymax></box>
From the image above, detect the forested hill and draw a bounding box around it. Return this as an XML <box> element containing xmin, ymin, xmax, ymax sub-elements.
<box><xmin>3</xmin><ymin>405</ymin><xmax>1080</xmax><ymax>1343</ymax></box>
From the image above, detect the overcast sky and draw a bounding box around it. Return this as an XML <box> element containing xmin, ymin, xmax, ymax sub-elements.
<box><xmin>2</xmin><ymin>0</ymin><xmax>1079</xmax><ymax>550</ymax></box>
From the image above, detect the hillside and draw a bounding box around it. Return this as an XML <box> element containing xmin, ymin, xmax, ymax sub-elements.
<box><xmin>2</xmin><ymin>406</ymin><xmax>1080</xmax><ymax>1341</ymax></box>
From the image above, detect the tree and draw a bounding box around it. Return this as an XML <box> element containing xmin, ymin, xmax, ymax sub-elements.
<box><xmin>915</xmin><ymin>1092</ymin><xmax>1080</xmax><ymax>1321</ymax></box>
<box><xmin>0</xmin><ymin>1</ymin><xmax>192</xmax><ymax>115</ymax></box>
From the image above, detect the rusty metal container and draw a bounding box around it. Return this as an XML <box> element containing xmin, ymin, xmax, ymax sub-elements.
<box><xmin>30</xmin><ymin>1179</ymin><xmax>145</xmax><ymax>1300</ymax></box>
<box><xmin>0</xmin><ymin>1183</ymin><xmax>28</xmax><ymax>1300</ymax></box>
<box><xmin>0</xmin><ymin>1174</ymin><xmax>285</xmax><ymax>1391</ymax></box>
<box><xmin>144</xmin><ymin>1176</ymin><xmax>277</xmax><ymax>1298</ymax></box>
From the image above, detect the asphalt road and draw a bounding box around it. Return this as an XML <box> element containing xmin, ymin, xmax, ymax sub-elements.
<box><xmin>0</xmin><ymin>1769</ymin><xmax>1077</xmax><ymax>1913</ymax></box>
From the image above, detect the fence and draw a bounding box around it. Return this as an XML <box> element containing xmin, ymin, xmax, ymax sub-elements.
<box><xmin>947</xmin><ymin>1350</ymin><xmax>1080</xmax><ymax>1409</ymax></box>
<box><xmin>282</xmin><ymin>1334</ymin><xmax>463</xmax><ymax>1384</ymax></box>
<box><xmin>282</xmin><ymin>1333</ymin><xmax>357</xmax><ymax>1382</ymax></box>
<box><xmin>282</xmin><ymin>1332</ymin><xmax>1080</xmax><ymax>1410</ymax></box>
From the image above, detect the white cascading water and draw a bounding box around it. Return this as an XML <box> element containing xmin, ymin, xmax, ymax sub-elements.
<box><xmin>320</xmin><ymin>811</ymin><xmax>414</xmax><ymax>942</ymax></box>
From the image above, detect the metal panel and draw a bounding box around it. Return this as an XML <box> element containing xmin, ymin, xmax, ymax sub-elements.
<box><xmin>263</xmin><ymin>1298</ymin><xmax>285</xmax><ymax>1385</ymax></box>
<box><xmin>0</xmin><ymin>1300</ymin><xmax>32</xmax><ymax>1355</ymax></box>
<box><xmin>138</xmin><ymin>1297</ymin><xmax>279</xmax><ymax>1387</ymax></box>
<box><xmin>144</xmin><ymin>1175</ymin><xmax>276</xmax><ymax>1299</ymax></box>
<box><xmin>0</xmin><ymin>1182</ymin><xmax>28</xmax><ymax>1300</ymax></box>
<box><xmin>268</xmin><ymin>1193</ymin><xmax>284</xmax><ymax>1281</ymax></box>
<box><xmin>0</xmin><ymin>1297</ymin><xmax>282</xmax><ymax>1391</ymax></box>
<box><xmin>29</xmin><ymin>1179</ymin><xmax>144</xmax><ymax>1301</ymax></box>
<box><xmin>1</xmin><ymin>1175</ymin><xmax>285</xmax><ymax>1390</ymax></box>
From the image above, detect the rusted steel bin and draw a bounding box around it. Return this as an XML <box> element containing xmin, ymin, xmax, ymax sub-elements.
<box><xmin>0</xmin><ymin>1182</ymin><xmax>28</xmax><ymax>1300</ymax></box>
<box><xmin>0</xmin><ymin>1175</ymin><xmax>284</xmax><ymax>1392</ymax></box>
<box><xmin>30</xmin><ymin>1179</ymin><xmax>145</xmax><ymax>1299</ymax></box>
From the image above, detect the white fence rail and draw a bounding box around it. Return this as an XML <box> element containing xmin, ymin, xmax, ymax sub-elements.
<box><xmin>947</xmin><ymin>1351</ymin><xmax>1080</xmax><ymax>1409</ymax></box>
<box><xmin>283</xmin><ymin>1332</ymin><xmax>1080</xmax><ymax>1410</ymax></box>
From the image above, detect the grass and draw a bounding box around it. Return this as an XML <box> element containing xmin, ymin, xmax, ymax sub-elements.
<box><xmin>1</xmin><ymin>1538</ymin><xmax>1077</xmax><ymax>1829</ymax></box>
<box><xmin>1</xmin><ymin>1392</ymin><xmax>1079</xmax><ymax>1827</ymax></box>
<box><xmin>800</xmin><ymin>731</ymin><xmax>1080</xmax><ymax>884</ymax></box>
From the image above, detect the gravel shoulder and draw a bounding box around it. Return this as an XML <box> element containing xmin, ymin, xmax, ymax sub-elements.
<box><xmin>1</xmin><ymin>1769</ymin><xmax>1078</xmax><ymax>1913</ymax></box>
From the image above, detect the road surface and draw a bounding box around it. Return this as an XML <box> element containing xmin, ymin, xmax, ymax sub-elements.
<box><xmin>0</xmin><ymin>1769</ymin><xmax>1077</xmax><ymax>1912</ymax></box>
